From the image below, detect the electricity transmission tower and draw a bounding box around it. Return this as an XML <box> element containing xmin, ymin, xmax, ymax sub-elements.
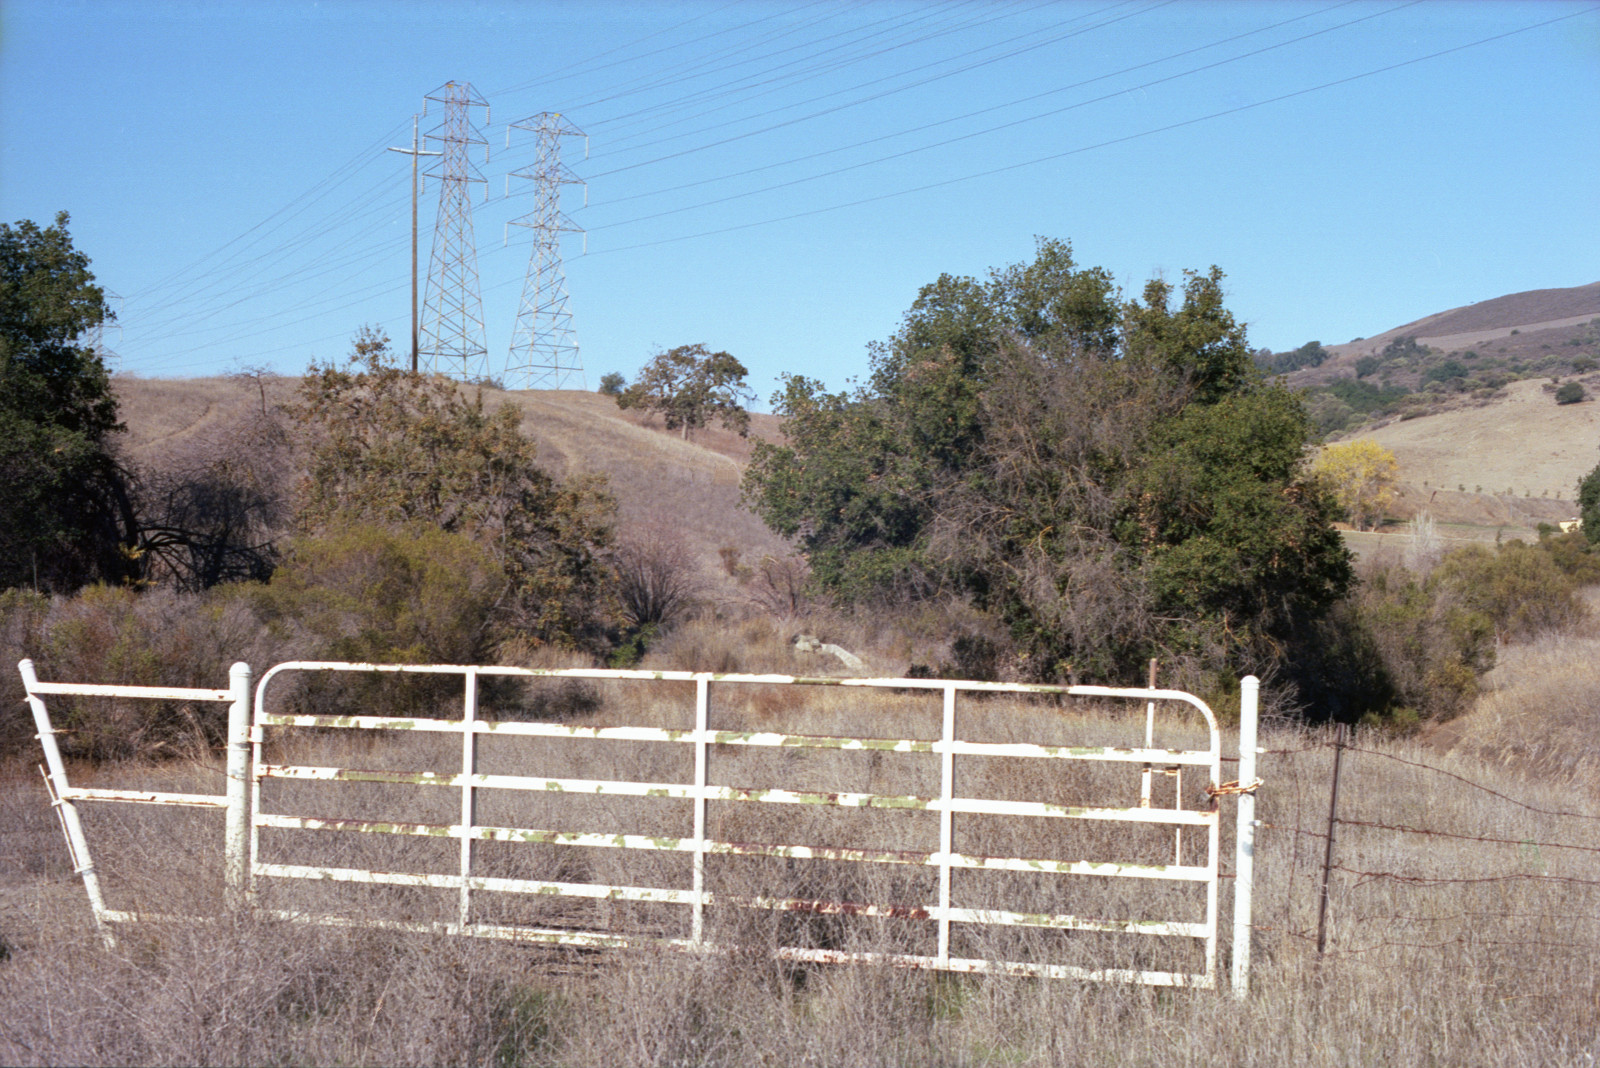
<box><xmin>86</xmin><ymin>290</ymin><xmax>121</xmax><ymax>371</ymax></box>
<box><xmin>505</xmin><ymin>112</ymin><xmax>587</xmax><ymax>390</ymax></box>
<box><xmin>418</xmin><ymin>81</ymin><xmax>491</xmax><ymax>381</ymax></box>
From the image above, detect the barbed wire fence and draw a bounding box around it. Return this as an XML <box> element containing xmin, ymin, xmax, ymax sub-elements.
<box><xmin>1234</xmin><ymin>728</ymin><xmax>1600</xmax><ymax>1001</ymax></box>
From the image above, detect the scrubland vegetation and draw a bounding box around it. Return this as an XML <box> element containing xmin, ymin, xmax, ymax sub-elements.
<box><xmin>5</xmin><ymin>221</ymin><xmax>1600</xmax><ymax>1063</ymax></box>
<box><xmin>1260</xmin><ymin>318</ymin><xmax>1600</xmax><ymax>437</ymax></box>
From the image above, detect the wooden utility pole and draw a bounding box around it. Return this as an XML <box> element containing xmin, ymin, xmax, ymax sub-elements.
<box><xmin>389</xmin><ymin>115</ymin><xmax>441</xmax><ymax>373</ymax></box>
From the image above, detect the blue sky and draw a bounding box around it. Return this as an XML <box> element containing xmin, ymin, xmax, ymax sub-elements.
<box><xmin>2</xmin><ymin>1</ymin><xmax>1596</xmax><ymax>404</ymax></box>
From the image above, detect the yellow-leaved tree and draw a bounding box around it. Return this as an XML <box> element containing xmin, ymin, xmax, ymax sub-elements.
<box><xmin>1314</xmin><ymin>439</ymin><xmax>1399</xmax><ymax>531</ymax></box>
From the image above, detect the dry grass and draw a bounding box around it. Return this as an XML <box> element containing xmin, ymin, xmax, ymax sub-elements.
<box><xmin>1346</xmin><ymin>377</ymin><xmax>1600</xmax><ymax>517</ymax></box>
<box><xmin>4</xmin><ymin>662</ymin><xmax>1599</xmax><ymax>1066</ymax></box>
<box><xmin>1423</xmin><ymin>587</ymin><xmax>1600</xmax><ymax>788</ymax></box>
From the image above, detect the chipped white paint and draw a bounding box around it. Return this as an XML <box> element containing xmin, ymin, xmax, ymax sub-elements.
<box><xmin>21</xmin><ymin>657</ymin><xmax>1258</xmax><ymax>995</ymax></box>
<box><xmin>247</xmin><ymin>661</ymin><xmax>1251</xmax><ymax>992</ymax></box>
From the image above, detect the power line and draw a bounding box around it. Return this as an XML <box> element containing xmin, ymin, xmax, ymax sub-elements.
<box><xmin>584</xmin><ymin>0</ymin><xmax>1402</xmax><ymax>234</ymax></box>
<box><xmin>581</xmin><ymin>4</ymin><xmax>1596</xmax><ymax>257</ymax></box>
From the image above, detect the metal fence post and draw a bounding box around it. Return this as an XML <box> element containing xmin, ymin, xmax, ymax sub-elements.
<box><xmin>1316</xmin><ymin>723</ymin><xmax>1347</xmax><ymax>955</ymax></box>
<box><xmin>1230</xmin><ymin>675</ymin><xmax>1259</xmax><ymax>998</ymax></box>
<box><xmin>224</xmin><ymin>661</ymin><xmax>252</xmax><ymax>912</ymax></box>
<box><xmin>459</xmin><ymin>667</ymin><xmax>480</xmax><ymax>933</ymax></box>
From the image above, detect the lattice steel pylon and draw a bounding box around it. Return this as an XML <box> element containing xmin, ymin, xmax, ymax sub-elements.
<box><xmin>505</xmin><ymin>112</ymin><xmax>587</xmax><ymax>390</ymax></box>
<box><xmin>419</xmin><ymin>81</ymin><xmax>491</xmax><ymax>381</ymax></box>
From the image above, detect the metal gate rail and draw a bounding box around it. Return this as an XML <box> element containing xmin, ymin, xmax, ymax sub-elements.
<box><xmin>249</xmin><ymin>662</ymin><xmax>1251</xmax><ymax>990</ymax></box>
<box><xmin>18</xmin><ymin>656</ymin><xmax>1258</xmax><ymax>995</ymax></box>
<box><xmin>18</xmin><ymin>659</ymin><xmax>253</xmax><ymax>947</ymax></box>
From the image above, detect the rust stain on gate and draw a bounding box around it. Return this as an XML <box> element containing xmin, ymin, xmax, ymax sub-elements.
<box><xmin>20</xmin><ymin>657</ymin><xmax>1260</xmax><ymax>995</ymax></box>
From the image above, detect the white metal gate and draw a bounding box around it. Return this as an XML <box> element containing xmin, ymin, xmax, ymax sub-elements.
<box><xmin>21</xmin><ymin>658</ymin><xmax>1259</xmax><ymax>995</ymax></box>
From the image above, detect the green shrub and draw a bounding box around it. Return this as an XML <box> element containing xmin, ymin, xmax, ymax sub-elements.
<box><xmin>1422</xmin><ymin>359</ymin><xmax>1468</xmax><ymax>385</ymax></box>
<box><xmin>1347</xmin><ymin>561</ymin><xmax>1495</xmax><ymax>723</ymax></box>
<box><xmin>293</xmin><ymin>330</ymin><xmax>621</xmax><ymax>655</ymax></box>
<box><xmin>1537</xmin><ymin>530</ymin><xmax>1600</xmax><ymax>585</ymax></box>
<box><xmin>257</xmin><ymin>523</ymin><xmax>505</xmax><ymax>667</ymax></box>
<box><xmin>1555</xmin><ymin>381</ymin><xmax>1586</xmax><ymax>404</ymax></box>
<box><xmin>1578</xmin><ymin>454</ymin><xmax>1600</xmax><ymax>546</ymax></box>
<box><xmin>1432</xmin><ymin>541</ymin><xmax>1586</xmax><ymax>642</ymax></box>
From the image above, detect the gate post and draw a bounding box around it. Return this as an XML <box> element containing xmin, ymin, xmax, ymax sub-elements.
<box><xmin>224</xmin><ymin>661</ymin><xmax>253</xmax><ymax>912</ymax></box>
<box><xmin>1230</xmin><ymin>675</ymin><xmax>1259</xmax><ymax>998</ymax></box>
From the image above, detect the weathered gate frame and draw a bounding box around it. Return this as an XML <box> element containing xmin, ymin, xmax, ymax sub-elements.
<box><xmin>20</xmin><ymin>657</ymin><xmax>1259</xmax><ymax>996</ymax></box>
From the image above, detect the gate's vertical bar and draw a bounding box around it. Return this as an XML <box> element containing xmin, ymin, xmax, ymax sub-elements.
<box><xmin>691</xmin><ymin>676</ymin><xmax>710</xmax><ymax>947</ymax></box>
<box><xmin>459</xmin><ymin>667</ymin><xmax>479</xmax><ymax>933</ymax></box>
<box><xmin>18</xmin><ymin>659</ymin><xmax>114</xmax><ymax>949</ymax></box>
<box><xmin>936</xmin><ymin>683</ymin><xmax>957</xmax><ymax>967</ymax></box>
<box><xmin>1201</xmin><ymin>690</ymin><xmax>1223</xmax><ymax>988</ymax></box>
<box><xmin>1140</xmin><ymin>659</ymin><xmax>1156</xmax><ymax>808</ymax></box>
<box><xmin>224</xmin><ymin>662</ymin><xmax>252</xmax><ymax>912</ymax></box>
<box><xmin>1231</xmin><ymin>674</ymin><xmax>1259</xmax><ymax>998</ymax></box>
<box><xmin>249</xmin><ymin>671</ymin><xmax>269</xmax><ymax>907</ymax></box>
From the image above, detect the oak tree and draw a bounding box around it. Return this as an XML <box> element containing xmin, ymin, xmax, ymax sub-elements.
<box><xmin>744</xmin><ymin>239</ymin><xmax>1351</xmax><ymax>688</ymax></box>
<box><xmin>290</xmin><ymin>328</ymin><xmax>620</xmax><ymax>652</ymax></box>
<box><xmin>0</xmin><ymin>213</ymin><xmax>136</xmax><ymax>591</ymax></box>
<box><xmin>616</xmin><ymin>344</ymin><xmax>755</xmax><ymax>440</ymax></box>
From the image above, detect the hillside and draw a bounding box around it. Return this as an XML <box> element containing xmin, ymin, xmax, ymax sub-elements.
<box><xmin>1329</xmin><ymin>281</ymin><xmax>1600</xmax><ymax>361</ymax></box>
<box><xmin>112</xmin><ymin>374</ymin><xmax>795</xmax><ymax>601</ymax></box>
<box><xmin>1262</xmin><ymin>282</ymin><xmax>1600</xmax><ymax>545</ymax></box>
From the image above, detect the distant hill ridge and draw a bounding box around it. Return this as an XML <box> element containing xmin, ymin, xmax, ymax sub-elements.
<box><xmin>1329</xmin><ymin>281</ymin><xmax>1600</xmax><ymax>360</ymax></box>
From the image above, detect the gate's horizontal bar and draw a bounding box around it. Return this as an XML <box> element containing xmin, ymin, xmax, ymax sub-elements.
<box><xmin>727</xmin><ymin>896</ymin><xmax>1207</xmax><ymax>937</ymax></box>
<box><xmin>256</xmin><ymin>815</ymin><xmax>1210</xmax><ymax>881</ymax></box>
<box><xmin>257</xmin><ymin>661</ymin><xmax>1217</xmax><ymax>713</ymax></box>
<box><xmin>251</xmin><ymin>864</ymin><xmax>1206</xmax><ymax>938</ymax></box>
<box><xmin>27</xmin><ymin>681</ymin><xmax>233</xmax><ymax>701</ymax></box>
<box><xmin>257</xmin><ymin>765</ymin><xmax>1214</xmax><ymax>825</ymax></box>
<box><xmin>949</xmin><ymin>854</ymin><xmax>1213</xmax><ymax>881</ymax></box>
<box><xmin>99</xmin><ymin>910</ymin><xmax>213</xmax><ymax>925</ymax></box>
<box><xmin>711</xmin><ymin>786</ymin><xmax>1215</xmax><ymax>825</ymax></box>
<box><xmin>59</xmin><ymin>787</ymin><xmax>228</xmax><ymax>808</ymax></box>
<box><xmin>257</xmin><ymin>814</ymin><xmax>695</xmax><ymax>850</ymax></box>
<box><xmin>257</xmin><ymin>908</ymin><xmax>668</xmax><ymax>950</ymax></box>
<box><xmin>709</xmin><ymin>734</ymin><xmax>1214</xmax><ymax>765</ymax></box>
<box><xmin>258</xmin><ymin>713</ymin><xmax>463</xmax><ymax>732</ymax></box>
<box><xmin>258</xmin><ymin>764</ymin><xmax>697</xmax><ymax>799</ymax></box>
<box><xmin>945</xmin><ymin>742</ymin><xmax>1212</xmax><ymax>765</ymax></box>
<box><xmin>257</xmin><ymin>715</ymin><xmax>1215</xmax><ymax>767</ymax></box>
<box><xmin>942</xmin><ymin>906</ymin><xmax>1208</xmax><ymax>938</ymax></box>
<box><xmin>252</xmin><ymin>906</ymin><xmax>1211</xmax><ymax>988</ymax></box>
<box><xmin>771</xmin><ymin>945</ymin><xmax>1212</xmax><ymax>989</ymax></box>
<box><xmin>255</xmin><ymin>862</ymin><xmax>696</xmax><ymax>902</ymax></box>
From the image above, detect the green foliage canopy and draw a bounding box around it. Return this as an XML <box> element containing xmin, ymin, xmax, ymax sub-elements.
<box><xmin>0</xmin><ymin>213</ymin><xmax>136</xmax><ymax>591</ymax></box>
<box><xmin>1579</xmin><ymin>451</ymin><xmax>1600</xmax><ymax>545</ymax></box>
<box><xmin>743</xmin><ymin>239</ymin><xmax>1352</xmax><ymax>685</ymax></box>
<box><xmin>616</xmin><ymin>344</ymin><xmax>755</xmax><ymax>440</ymax></box>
